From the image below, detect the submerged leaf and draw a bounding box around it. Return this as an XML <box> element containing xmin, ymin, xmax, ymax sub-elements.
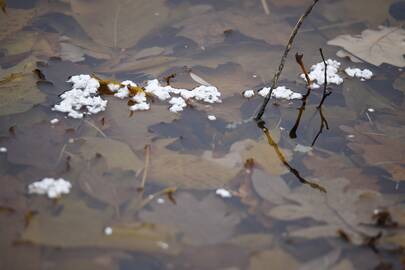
<box><xmin>22</xmin><ymin>198</ymin><xmax>180</xmax><ymax>254</ymax></box>
<box><xmin>78</xmin><ymin>156</ymin><xmax>140</xmax><ymax>207</ymax></box>
<box><xmin>0</xmin><ymin>57</ymin><xmax>46</xmax><ymax>116</ymax></box>
<box><xmin>328</xmin><ymin>26</ymin><xmax>405</xmax><ymax>67</ymax></box>
<box><xmin>248</xmin><ymin>248</ymin><xmax>299</xmax><ymax>270</ymax></box>
<box><xmin>139</xmin><ymin>192</ymin><xmax>241</xmax><ymax>246</ymax></box>
<box><xmin>70</xmin><ymin>0</ymin><xmax>171</xmax><ymax>49</ymax></box>
<box><xmin>268</xmin><ymin>178</ymin><xmax>399</xmax><ymax>243</ymax></box>
<box><xmin>149</xmin><ymin>140</ymin><xmax>239</xmax><ymax>189</ymax></box>
<box><xmin>73</xmin><ymin>137</ymin><xmax>143</xmax><ymax>172</ymax></box>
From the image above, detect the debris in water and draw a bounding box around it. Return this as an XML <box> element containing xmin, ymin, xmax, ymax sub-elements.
<box><xmin>28</xmin><ymin>178</ymin><xmax>72</xmax><ymax>199</ymax></box>
<box><xmin>243</xmin><ymin>89</ymin><xmax>255</xmax><ymax>98</ymax></box>
<box><xmin>50</xmin><ymin>118</ymin><xmax>59</xmax><ymax>124</ymax></box>
<box><xmin>208</xmin><ymin>115</ymin><xmax>217</xmax><ymax>121</ymax></box>
<box><xmin>345</xmin><ymin>67</ymin><xmax>373</xmax><ymax>80</ymax></box>
<box><xmin>104</xmin><ymin>226</ymin><xmax>113</xmax><ymax>236</ymax></box>
<box><xmin>216</xmin><ymin>188</ymin><xmax>232</xmax><ymax>198</ymax></box>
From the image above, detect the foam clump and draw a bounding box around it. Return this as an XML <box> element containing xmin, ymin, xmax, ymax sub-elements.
<box><xmin>28</xmin><ymin>178</ymin><xmax>72</xmax><ymax>199</ymax></box>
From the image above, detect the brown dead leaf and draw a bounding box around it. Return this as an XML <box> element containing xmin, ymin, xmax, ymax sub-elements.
<box><xmin>78</xmin><ymin>156</ymin><xmax>140</xmax><ymax>208</ymax></box>
<box><xmin>303</xmin><ymin>150</ymin><xmax>380</xmax><ymax>190</ymax></box>
<box><xmin>148</xmin><ymin>140</ymin><xmax>239</xmax><ymax>189</ymax></box>
<box><xmin>0</xmin><ymin>57</ymin><xmax>46</xmax><ymax>116</ymax></box>
<box><xmin>175</xmin><ymin>7</ymin><xmax>289</xmax><ymax>47</ymax></box>
<box><xmin>70</xmin><ymin>0</ymin><xmax>171</xmax><ymax>49</ymax></box>
<box><xmin>341</xmin><ymin>123</ymin><xmax>405</xmax><ymax>182</ymax></box>
<box><xmin>139</xmin><ymin>192</ymin><xmax>242</xmax><ymax>246</ymax></box>
<box><xmin>248</xmin><ymin>248</ymin><xmax>299</xmax><ymax>270</ymax></box>
<box><xmin>268</xmin><ymin>178</ymin><xmax>399</xmax><ymax>243</ymax></box>
<box><xmin>22</xmin><ymin>198</ymin><xmax>180</xmax><ymax>254</ymax></box>
<box><xmin>328</xmin><ymin>26</ymin><xmax>405</xmax><ymax>67</ymax></box>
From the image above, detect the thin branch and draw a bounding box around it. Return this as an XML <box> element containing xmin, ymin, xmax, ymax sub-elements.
<box><xmin>137</xmin><ymin>145</ymin><xmax>151</xmax><ymax>191</ymax></box>
<box><xmin>260</xmin><ymin>0</ymin><xmax>270</xmax><ymax>15</ymax></box>
<box><xmin>258</xmin><ymin>121</ymin><xmax>326</xmax><ymax>193</ymax></box>
<box><xmin>84</xmin><ymin>119</ymin><xmax>107</xmax><ymax>138</ymax></box>
<box><xmin>289</xmin><ymin>53</ymin><xmax>313</xmax><ymax>139</ymax></box>
<box><xmin>317</xmin><ymin>48</ymin><xmax>332</xmax><ymax>108</ymax></box>
<box><xmin>311</xmin><ymin>48</ymin><xmax>331</xmax><ymax>146</ymax></box>
<box><xmin>255</xmin><ymin>0</ymin><xmax>321</xmax><ymax>120</ymax></box>
<box><xmin>311</xmin><ymin>106</ymin><xmax>329</xmax><ymax>146</ymax></box>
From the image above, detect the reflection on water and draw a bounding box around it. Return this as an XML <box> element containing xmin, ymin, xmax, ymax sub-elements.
<box><xmin>0</xmin><ymin>0</ymin><xmax>404</xmax><ymax>269</ymax></box>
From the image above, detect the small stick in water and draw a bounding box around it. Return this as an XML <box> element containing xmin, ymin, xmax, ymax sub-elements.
<box><xmin>138</xmin><ymin>145</ymin><xmax>151</xmax><ymax>191</ymax></box>
<box><xmin>255</xmin><ymin>0</ymin><xmax>321</xmax><ymax>120</ymax></box>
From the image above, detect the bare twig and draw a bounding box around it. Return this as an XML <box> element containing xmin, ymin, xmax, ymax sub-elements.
<box><xmin>317</xmin><ymin>48</ymin><xmax>332</xmax><ymax>108</ymax></box>
<box><xmin>84</xmin><ymin>119</ymin><xmax>107</xmax><ymax>138</ymax></box>
<box><xmin>260</xmin><ymin>0</ymin><xmax>270</xmax><ymax>15</ymax></box>
<box><xmin>311</xmin><ymin>48</ymin><xmax>331</xmax><ymax>146</ymax></box>
<box><xmin>289</xmin><ymin>53</ymin><xmax>313</xmax><ymax>139</ymax></box>
<box><xmin>255</xmin><ymin>0</ymin><xmax>321</xmax><ymax>120</ymax></box>
<box><xmin>311</xmin><ymin>106</ymin><xmax>329</xmax><ymax>146</ymax></box>
<box><xmin>137</xmin><ymin>145</ymin><xmax>151</xmax><ymax>191</ymax></box>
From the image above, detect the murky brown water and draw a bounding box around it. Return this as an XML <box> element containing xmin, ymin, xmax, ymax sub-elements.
<box><xmin>0</xmin><ymin>0</ymin><xmax>404</xmax><ymax>269</ymax></box>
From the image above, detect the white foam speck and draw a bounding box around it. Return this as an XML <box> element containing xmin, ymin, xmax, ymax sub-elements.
<box><xmin>243</xmin><ymin>89</ymin><xmax>255</xmax><ymax>98</ymax></box>
<box><xmin>216</xmin><ymin>188</ymin><xmax>232</xmax><ymax>198</ymax></box>
<box><xmin>208</xmin><ymin>115</ymin><xmax>216</xmax><ymax>121</ymax></box>
<box><xmin>104</xmin><ymin>227</ymin><xmax>113</xmax><ymax>236</ymax></box>
<box><xmin>50</xmin><ymin>118</ymin><xmax>59</xmax><ymax>124</ymax></box>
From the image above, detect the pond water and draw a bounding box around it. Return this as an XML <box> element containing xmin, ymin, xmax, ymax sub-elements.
<box><xmin>0</xmin><ymin>0</ymin><xmax>404</xmax><ymax>269</ymax></box>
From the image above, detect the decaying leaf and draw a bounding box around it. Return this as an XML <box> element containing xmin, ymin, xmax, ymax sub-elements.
<box><xmin>73</xmin><ymin>137</ymin><xmax>143</xmax><ymax>172</ymax></box>
<box><xmin>70</xmin><ymin>0</ymin><xmax>171</xmax><ymax>49</ymax></box>
<box><xmin>139</xmin><ymin>192</ymin><xmax>242</xmax><ymax>246</ymax></box>
<box><xmin>78</xmin><ymin>156</ymin><xmax>140</xmax><ymax>207</ymax></box>
<box><xmin>174</xmin><ymin>7</ymin><xmax>289</xmax><ymax>47</ymax></box>
<box><xmin>251</xmin><ymin>169</ymin><xmax>291</xmax><ymax>205</ymax></box>
<box><xmin>2</xmin><ymin>122</ymin><xmax>69</xmax><ymax>170</ymax></box>
<box><xmin>268</xmin><ymin>178</ymin><xmax>399</xmax><ymax>243</ymax></box>
<box><xmin>341</xmin><ymin>123</ymin><xmax>405</xmax><ymax>182</ymax></box>
<box><xmin>22</xmin><ymin>198</ymin><xmax>180</xmax><ymax>254</ymax></box>
<box><xmin>148</xmin><ymin>140</ymin><xmax>239</xmax><ymax>189</ymax></box>
<box><xmin>248</xmin><ymin>248</ymin><xmax>299</xmax><ymax>270</ymax></box>
<box><xmin>303</xmin><ymin>150</ymin><xmax>380</xmax><ymax>190</ymax></box>
<box><xmin>0</xmin><ymin>57</ymin><xmax>46</xmax><ymax>116</ymax></box>
<box><xmin>328</xmin><ymin>26</ymin><xmax>405</xmax><ymax>67</ymax></box>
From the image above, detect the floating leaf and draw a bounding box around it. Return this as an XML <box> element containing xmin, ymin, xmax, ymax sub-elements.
<box><xmin>139</xmin><ymin>192</ymin><xmax>241</xmax><ymax>246</ymax></box>
<box><xmin>328</xmin><ymin>26</ymin><xmax>405</xmax><ymax>67</ymax></box>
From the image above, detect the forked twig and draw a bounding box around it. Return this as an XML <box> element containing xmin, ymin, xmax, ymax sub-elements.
<box><xmin>255</xmin><ymin>0</ymin><xmax>321</xmax><ymax>120</ymax></box>
<box><xmin>311</xmin><ymin>48</ymin><xmax>331</xmax><ymax>146</ymax></box>
<box><xmin>317</xmin><ymin>48</ymin><xmax>332</xmax><ymax>108</ymax></box>
<box><xmin>289</xmin><ymin>53</ymin><xmax>313</xmax><ymax>139</ymax></box>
